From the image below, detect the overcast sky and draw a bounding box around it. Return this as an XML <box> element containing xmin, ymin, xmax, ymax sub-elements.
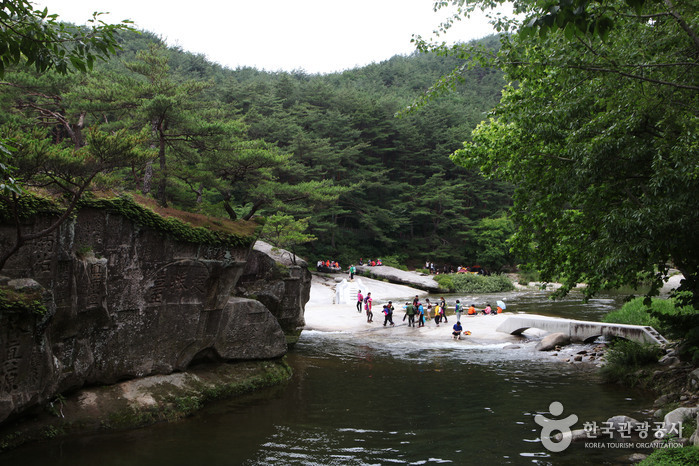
<box><xmin>33</xmin><ymin>0</ymin><xmax>501</xmax><ymax>74</ymax></box>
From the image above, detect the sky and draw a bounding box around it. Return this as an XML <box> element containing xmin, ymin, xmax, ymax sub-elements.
<box><xmin>33</xmin><ymin>0</ymin><xmax>501</xmax><ymax>74</ymax></box>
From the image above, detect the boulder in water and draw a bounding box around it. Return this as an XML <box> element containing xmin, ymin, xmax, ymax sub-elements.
<box><xmin>536</xmin><ymin>332</ymin><xmax>570</xmax><ymax>351</ymax></box>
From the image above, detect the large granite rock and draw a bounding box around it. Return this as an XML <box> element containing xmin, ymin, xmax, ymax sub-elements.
<box><xmin>356</xmin><ymin>265</ymin><xmax>440</xmax><ymax>292</ymax></box>
<box><xmin>236</xmin><ymin>241</ymin><xmax>311</xmax><ymax>345</ymax></box>
<box><xmin>0</xmin><ymin>205</ymin><xmax>292</xmax><ymax>424</ymax></box>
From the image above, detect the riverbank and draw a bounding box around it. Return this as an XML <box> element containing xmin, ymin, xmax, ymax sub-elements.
<box><xmin>305</xmin><ymin>274</ymin><xmax>544</xmax><ymax>344</ymax></box>
<box><xmin>0</xmin><ymin>359</ymin><xmax>291</xmax><ymax>453</ymax></box>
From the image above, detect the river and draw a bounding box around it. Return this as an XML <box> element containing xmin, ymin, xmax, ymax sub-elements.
<box><xmin>1</xmin><ymin>290</ymin><xmax>656</xmax><ymax>465</ymax></box>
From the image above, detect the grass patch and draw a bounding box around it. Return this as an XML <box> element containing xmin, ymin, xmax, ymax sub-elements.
<box><xmin>600</xmin><ymin>340</ymin><xmax>662</xmax><ymax>385</ymax></box>
<box><xmin>605</xmin><ymin>340</ymin><xmax>662</xmax><ymax>367</ymax></box>
<box><xmin>602</xmin><ymin>297</ymin><xmax>674</xmax><ymax>331</ymax></box>
<box><xmin>79</xmin><ymin>195</ymin><xmax>257</xmax><ymax>248</ymax></box>
<box><xmin>130</xmin><ymin>194</ymin><xmax>259</xmax><ymax>239</ymax></box>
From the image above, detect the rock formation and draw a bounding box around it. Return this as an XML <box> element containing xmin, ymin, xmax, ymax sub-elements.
<box><xmin>236</xmin><ymin>241</ymin><xmax>311</xmax><ymax>346</ymax></box>
<box><xmin>0</xmin><ymin>198</ymin><xmax>307</xmax><ymax>425</ymax></box>
<box><xmin>356</xmin><ymin>265</ymin><xmax>440</xmax><ymax>292</ymax></box>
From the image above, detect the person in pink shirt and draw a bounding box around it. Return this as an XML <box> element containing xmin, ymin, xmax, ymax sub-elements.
<box><xmin>364</xmin><ymin>293</ymin><xmax>373</xmax><ymax>323</ymax></box>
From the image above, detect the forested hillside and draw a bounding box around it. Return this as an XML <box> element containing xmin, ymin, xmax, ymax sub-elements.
<box><xmin>1</xmin><ymin>30</ymin><xmax>511</xmax><ymax>270</ymax></box>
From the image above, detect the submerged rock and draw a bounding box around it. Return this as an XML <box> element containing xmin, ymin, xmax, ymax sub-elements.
<box><xmin>536</xmin><ymin>332</ymin><xmax>571</xmax><ymax>351</ymax></box>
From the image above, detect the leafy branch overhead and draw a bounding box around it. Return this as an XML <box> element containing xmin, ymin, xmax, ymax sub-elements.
<box><xmin>410</xmin><ymin>0</ymin><xmax>698</xmax><ymax>111</ymax></box>
<box><xmin>0</xmin><ymin>1</ymin><xmax>133</xmax><ymax>77</ymax></box>
<box><xmin>424</xmin><ymin>0</ymin><xmax>699</xmax><ymax>303</ymax></box>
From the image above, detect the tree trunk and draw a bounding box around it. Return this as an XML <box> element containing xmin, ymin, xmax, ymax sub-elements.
<box><xmin>156</xmin><ymin>127</ymin><xmax>167</xmax><ymax>207</ymax></box>
<box><xmin>222</xmin><ymin>195</ymin><xmax>237</xmax><ymax>220</ymax></box>
<box><xmin>73</xmin><ymin>111</ymin><xmax>86</xmax><ymax>148</ymax></box>
<box><xmin>242</xmin><ymin>199</ymin><xmax>265</xmax><ymax>221</ymax></box>
<box><xmin>142</xmin><ymin>161</ymin><xmax>153</xmax><ymax>194</ymax></box>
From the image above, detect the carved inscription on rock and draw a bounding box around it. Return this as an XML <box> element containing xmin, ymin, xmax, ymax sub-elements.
<box><xmin>147</xmin><ymin>261</ymin><xmax>209</xmax><ymax>306</ymax></box>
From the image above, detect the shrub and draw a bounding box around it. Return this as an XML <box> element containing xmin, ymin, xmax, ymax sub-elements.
<box><xmin>600</xmin><ymin>340</ymin><xmax>662</xmax><ymax>385</ymax></box>
<box><xmin>516</xmin><ymin>266</ymin><xmax>540</xmax><ymax>285</ymax></box>
<box><xmin>434</xmin><ymin>274</ymin><xmax>455</xmax><ymax>292</ymax></box>
<box><xmin>380</xmin><ymin>255</ymin><xmax>408</xmax><ymax>271</ymax></box>
<box><xmin>640</xmin><ymin>446</ymin><xmax>699</xmax><ymax>465</ymax></box>
<box><xmin>603</xmin><ymin>297</ymin><xmax>667</xmax><ymax>329</ymax></box>
<box><xmin>434</xmin><ymin>273</ymin><xmax>514</xmax><ymax>294</ymax></box>
<box><xmin>605</xmin><ymin>340</ymin><xmax>662</xmax><ymax>367</ymax></box>
<box><xmin>604</xmin><ymin>296</ymin><xmax>699</xmax><ymax>363</ymax></box>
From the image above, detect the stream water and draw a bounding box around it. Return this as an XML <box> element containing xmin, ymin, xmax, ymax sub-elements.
<box><xmin>1</xmin><ymin>290</ymin><xmax>657</xmax><ymax>465</ymax></box>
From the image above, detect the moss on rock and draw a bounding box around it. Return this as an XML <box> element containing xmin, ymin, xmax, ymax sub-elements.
<box><xmin>0</xmin><ymin>287</ymin><xmax>48</xmax><ymax>316</ymax></box>
<box><xmin>0</xmin><ymin>192</ymin><xmax>258</xmax><ymax>248</ymax></box>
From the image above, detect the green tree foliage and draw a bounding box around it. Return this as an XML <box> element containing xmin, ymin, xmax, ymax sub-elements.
<box><xmin>0</xmin><ymin>1</ymin><xmax>132</xmax><ymax>270</ymax></box>
<box><xmin>261</xmin><ymin>214</ymin><xmax>317</xmax><ymax>265</ymax></box>
<box><xmin>430</xmin><ymin>1</ymin><xmax>699</xmax><ymax>302</ymax></box>
<box><xmin>1</xmin><ymin>21</ymin><xmax>513</xmax><ymax>271</ymax></box>
<box><xmin>0</xmin><ymin>1</ymin><xmax>131</xmax><ymax>77</ymax></box>
<box><xmin>226</xmin><ymin>49</ymin><xmax>511</xmax><ymax>265</ymax></box>
<box><xmin>0</xmin><ymin>0</ymin><xmax>131</xmax><ymax>194</ymax></box>
<box><xmin>0</xmin><ymin>127</ymin><xmax>142</xmax><ymax>269</ymax></box>
<box><xmin>120</xmin><ymin>44</ymin><xmax>229</xmax><ymax>207</ymax></box>
<box><xmin>466</xmin><ymin>214</ymin><xmax>515</xmax><ymax>272</ymax></box>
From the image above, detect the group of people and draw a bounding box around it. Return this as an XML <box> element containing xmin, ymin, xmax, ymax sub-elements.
<box><xmin>464</xmin><ymin>303</ymin><xmax>503</xmax><ymax>316</ymax></box>
<box><xmin>356</xmin><ymin>290</ymin><xmax>394</xmax><ymax>326</ymax></box>
<box><xmin>355</xmin><ymin>291</ymin><xmax>503</xmax><ymax>339</ymax></box>
<box><xmin>402</xmin><ymin>295</ymin><xmax>449</xmax><ymax>328</ymax></box>
<box><xmin>423</xmin><ymin>261</ymin><xmax>488</xmax><ymax>276</ymax></box>
<box><xmin>316</xmin><ymin>260</ymin><xmax>341</xmax><ymax>271</ymax></box>
<box><xmin>358</xmin><ymin>258</ymin><xmax>382</xmax><ymax>266</ymax></box>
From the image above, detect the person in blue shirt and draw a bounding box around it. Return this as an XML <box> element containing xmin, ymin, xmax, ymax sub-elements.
<box><xmin>452</xmin><ymin>321</ymin><xmax>463</xmax><ymax>340</ymax></box>
<box><xmin>417</xmin><ymin>302</ymin><xmax>425</xmax><ymax>327</ymax></box>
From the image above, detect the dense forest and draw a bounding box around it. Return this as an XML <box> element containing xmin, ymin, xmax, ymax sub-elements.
<box><xmin>0</xmin><ymin>29</ymin><xmax>512</xmax><ymax>270</ymax></box>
